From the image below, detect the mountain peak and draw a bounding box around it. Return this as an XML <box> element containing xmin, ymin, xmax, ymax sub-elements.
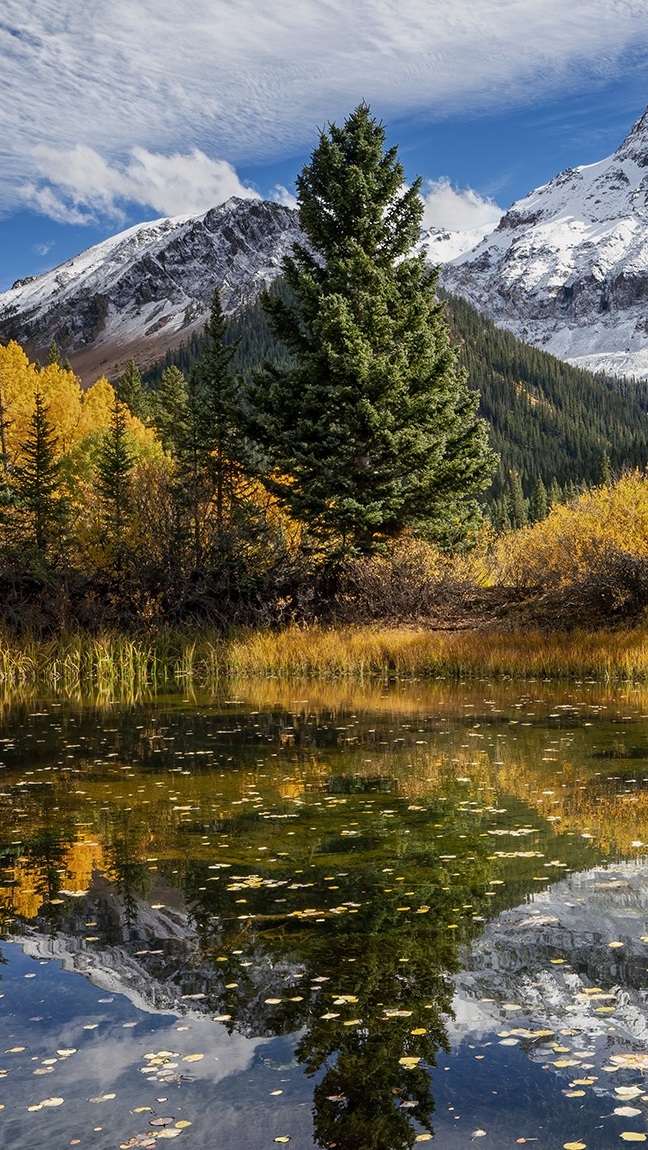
<box><xmin>0</xmin><ymin>197</ymin><xmax>302</xmax><ymax>384</ymax></box>
<box><xmin>615</xmin><ymin>105</ymin><xmax>648</xmax><ymax>166</ymax></box>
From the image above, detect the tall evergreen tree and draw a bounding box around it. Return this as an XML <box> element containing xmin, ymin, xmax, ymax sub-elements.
<box><xmin>97</xmin><ymin>393</ymin><xmax>134</xmax><ymax>565</ymax></box>
<box><xmin>172</xmin><ymin>291</ymin><xmax>247</xmax><ymax>566</ymax></box>
<box><xmin>118</xmin><ymin>359</ymin><xmax>148</xmax><ymax>422</ymax></box>
<box><xmin>188</xmin><ymin>290</ymin><xmax>246</xmax><ymax>533</ymax></box>
<box><xmin>507</xmin><ymin>470</ymin><xmax>528</xmax><ymax>529</ymax></box>
<box><xmin>14</xmin><ymin>391</ymin><xmax>67</xmax><ymax>556</ymax></box>
<box><xmin>150</xmin><ymin>366</ymin><xmax>188</xmax><ymax>455</ymax></box>
<box><xmin>530</xmin><ymin>475</ymin><xmax>549</xmax><ymax>522</ymax></box>
<box><xmin>248</xmin><ymin>104</ymin><xmax>496</xmax><ymax>554</ymax></box>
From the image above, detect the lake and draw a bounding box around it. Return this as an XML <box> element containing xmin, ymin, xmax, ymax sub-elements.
<box><xmin>1</xmin><ymin>677</ymin><xmax>648</xmax><ymax>1149</ymax></box>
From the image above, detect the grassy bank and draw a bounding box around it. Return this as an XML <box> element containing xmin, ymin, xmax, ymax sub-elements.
<box><xmin>1</xmin><ymin>623</ymin><xmax>648</xmax><ymax>693</ymax></box>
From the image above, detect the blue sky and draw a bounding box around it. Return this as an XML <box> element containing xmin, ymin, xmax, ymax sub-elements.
<box><xmin>2</xmin><ymin>1</ymin><xmax>648</xmax><ymax>292</ymax></box>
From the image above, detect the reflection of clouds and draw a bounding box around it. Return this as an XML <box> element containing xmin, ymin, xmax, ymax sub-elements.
<box><xmin>449</xmin><ymin>862</ymin><xmax>648</xmax><ymax>1096</ymax></box>
<box><xmin>4</xmin><ymin>941</ymin><xmax>300</xmax><ymax>1150</ymax></box>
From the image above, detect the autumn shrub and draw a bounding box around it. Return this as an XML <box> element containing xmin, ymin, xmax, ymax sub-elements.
<box><xmin>493</xmin><ymin>471</ymin><xmax>648</xmax><ymax>619</ymax></box>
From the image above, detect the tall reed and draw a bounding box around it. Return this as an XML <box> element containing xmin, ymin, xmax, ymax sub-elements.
<box><xmin>0</xmin><ymin>624</ymin><xmax>647</xmax><ymax>696</ymax></box>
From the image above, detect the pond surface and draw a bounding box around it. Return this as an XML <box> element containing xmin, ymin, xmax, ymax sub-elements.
<box><xmin>1</xmin><ymin>678</ymin><xmax>648</xmax><ymax>1149</ymax></box>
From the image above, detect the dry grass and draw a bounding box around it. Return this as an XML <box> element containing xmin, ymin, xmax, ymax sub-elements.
<box><xmin>0</xmin><ymin>622</ymin><xmax>647</xmax><ymax>695</ymax></box>
<box><xmin>225</xmin><ymin>624</ymin><xmax>648</xmax><ymax>682</ymax></box>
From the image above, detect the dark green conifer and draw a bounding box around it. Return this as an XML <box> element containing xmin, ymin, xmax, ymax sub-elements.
<box><xmin>97</xmin><ymin>393</ymin><xmax>134</xmax><ymax>565</ymax></box>
<box><xmin>151</xmin><ymin>366</ymin><xmax>188</xmax><ymax>454</ymax></box>
<box><xmin>118</xmin><ymin>359</ymin><xmax>148</xmax><ymax>422</ymax></box>
<box><xmin>530</xmin><ymin>476</ymin><xmax>549</xmax><ymax>522</ymax></box>
<box><xmin>14</xmin><ymin>391</ymin><xmax>67</xmax><ymax>555</ymax></box>
<box><xmin>600</xmin><ymin>450</ymin><xmax>612</xmax><ymax>486</ymax></box>
<box><xmin>248</xmin><ymin>104</ymin><xmax>496</xmax><ymax>554</ymax></box>
<box><xmin>507</xmin><ymin>470</ymin><xmax>528</xmax><ymax>529</ymax></box>
<box><xmin>548</xmin><ymin>477</ymin><xmax>562</xmax><ymax>507</ymax></box>
<box><xmin>47</xmin><ymin>340</ymin><xmax>63</xmax><ymax>366</ymax></box>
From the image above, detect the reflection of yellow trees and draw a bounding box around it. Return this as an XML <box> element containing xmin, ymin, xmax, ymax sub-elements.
<box><xmin>2</xmin><ymin>835</ymin><xmax>105</xmax><ymax>919</ymax></box>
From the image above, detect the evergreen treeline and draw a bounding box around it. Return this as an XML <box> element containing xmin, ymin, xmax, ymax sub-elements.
<box><xmin>443</xmin><ymin>291</ymin><xmax>648</xmax><ymax>500</ymax></box>
<box><xmin>144</xmin><ymin>285</ymin><xmax>648</xmax><ymax>516</ymax></box>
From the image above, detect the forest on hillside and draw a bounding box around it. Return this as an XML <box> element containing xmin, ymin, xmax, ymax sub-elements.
<box><xmin>144</xmin><ymin>284</ymin><xmax>648</xmax><ymax>515</ymax></box>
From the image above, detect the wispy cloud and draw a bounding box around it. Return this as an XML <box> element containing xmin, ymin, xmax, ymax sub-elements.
<box><xmin>2</xmin><ymin>0</ymin><xmax>648</xmax><ymax>223</ymax></box>
<box><xmin>420</xmin><ymin>179</ymin><xmax>503</xmax><ymax>232</ymax></box>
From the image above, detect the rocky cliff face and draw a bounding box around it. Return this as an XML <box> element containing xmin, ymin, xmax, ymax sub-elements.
<box><xmin>442</xmin><ymin>107</ymin><xmax>648</xmax><ymax>378</ymax></box>
<box><xmin>0</xmin><ymin>198</ymin><xmax>302</xmax><ymax>382</ymax></box>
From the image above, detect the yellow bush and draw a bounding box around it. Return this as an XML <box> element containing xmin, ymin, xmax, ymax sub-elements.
<box><xmin>494</xmin><ymin>471</ymin><xmax>648</xmax><ymax>589</ymax></box>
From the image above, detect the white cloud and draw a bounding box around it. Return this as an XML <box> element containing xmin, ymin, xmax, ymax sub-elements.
<box><xmin>21</xmin><ymin>145</ymin><xmax>259</xmax><ymax>224</ymax></box>
<box><xmin>1</xmin><ymin>1</ymin><xmax>648</xmax><ymax>223</ymax></box>
<box><xmin>420</xmin><ymin>179</ymin><xmax>503</xmax><ymax>232</ymax></box>
<box><xmin>271</xmin><ymin>185</ymin><xmax>298</xmax><ymax>209</ymax></box>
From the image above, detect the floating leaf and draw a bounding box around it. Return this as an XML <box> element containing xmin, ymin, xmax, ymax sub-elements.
<box><xmin>399</xmin><ymin>1057</ymin><xmax>421</xmax><ymax>1069</ymax></box>
<box><xmin>563</xmin><ymin>1143</ymin><xmax>586</xmax><ymax>1150</ymax></box>
<box><xmin>415</xmin><ymin>1136</ymin><xmax>433</xmax><ymax>1143</ymax></box>
<box><xmin>620</xmin><ymin>1136</ymin><xmax>647</xmax><ymax>1144</ymax></box>
<box><xmin>182</xmin><ymin>1054</ymin><xmax>203</xmax><ymax>1063</ymax></box>
<box><xmin>615</xmin><ymin>1108</ymin><xmax>643</xmax><ymax>1118</ymax></box>
<box><xmin>274</xmin><ymin>1139</ymin><xmax>291</xmax><ymax>1144</ymax></box>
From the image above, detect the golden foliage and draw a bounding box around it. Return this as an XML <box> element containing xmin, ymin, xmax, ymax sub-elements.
<box><xmin>494</xmin><ymin>471</ymin><xmax>648</xmax><ymax>590</ymax></box>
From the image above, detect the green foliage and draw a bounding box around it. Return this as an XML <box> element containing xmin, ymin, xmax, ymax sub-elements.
<box><xmin>96</xmin><ymin>393</ymin><xmax>134</xmax><ymax>562</ymax></box>
<box><xmin>442</xmin><ymin>291</ymin><xmax>648</xmax><ymax>500</ymax></box>
<box><xmin>118</xmin><ymin>359</ymin><xmax>148</xmax><ymax>421</ymax></box>
<box><xmin>247</xmin><ymin>104</ymin><xmax>496</xmax><ymax>554</ymax></box>
<box><xmin>143</xmin><ymin>286</ymin><xmax>648</xmax><ymax>520</ymax></box>
<box><xmin>150</xmin><ymin>366</ymin><xmax>188</xmax><ymax>455</ymax></box>
<box><xmin>13</xmin><ymin>391</ymin><xmax>68</xmax><ymax>557</ymax></box>
<box><xmin>530</xmin><ymin>475</ymin><xmax>549</xmax><ymax>522</ymax></box>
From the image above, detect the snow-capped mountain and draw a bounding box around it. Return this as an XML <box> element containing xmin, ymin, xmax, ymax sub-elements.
<box><xmin>0</xmin><ymin>197</ymin><xmax>302</xmax><ymax>382</ymax></box>
<box><xmin>442</xmin><ymin>107</ymin><xmax>648</xmax><ymax>378</ymax></box>
<box><xmin>6</xmin><ymin>101</ymin><xmax>648</xmax><ymax>387</ymax></box>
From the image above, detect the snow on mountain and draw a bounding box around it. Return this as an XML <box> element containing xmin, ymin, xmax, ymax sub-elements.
<box><xmin>442</xmin><ymin>106</ymin><xmax>648</xmax><ymax>379</ymax></box>
<box><xmin>0</xmin><ymin>197</ymin><xmax>302</xmax><ymax>382</ymax></box>
<box><xmin>417</xmin><ymin>221</ymin><xmax>499</xmax><ymax>265</ymax></box>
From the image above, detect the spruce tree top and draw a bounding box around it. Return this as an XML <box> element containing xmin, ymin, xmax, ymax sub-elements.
<box><xmin>250</xmin><ymin>104</ymin><xmax>496</xmax><ymax>554</ymax></box>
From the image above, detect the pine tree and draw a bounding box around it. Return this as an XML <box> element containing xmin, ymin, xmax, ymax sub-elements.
<box><xmin>530</xmin><ymin>476</ymin><xmax>548</xmax><ymax>522</ymax></box>
<box><xmin>118</xmin><ymin>359</ymin><xmax>148</xmax><ymax>422</ymax></box>
<box><xmin>14</xmin><ymin>391</ymin><xmax>67</xmax><ymax>555</ymax></box>
<box><xmin>548</xmin><ymin>477</ymin><xmax>562</xmax><ymax>508</ymax></box>
<box><xmin>248</xmin><ymin>104</ymin><xmax>496</xmax><ymax>554</ymax></box>
<box><xmin>47</xmin><ymin>340</ymin><xmax>62</xmax><ymax>366</ymax></box>
<box><xmin>150</xmin><ymin>366</ymin><xmax>189</xmax><ymax>454</ymax></box>
<box><xmin>507</xmin><ymin>470</ymin><xmax>528</xmax><ymax>529</ymax></box>
<box><xmin>188</xmin><ymin>290</ymin><xmax>246</xmax><ymax>534</ymax></box>
<box><xmin>171</xmin><ymin>291</ymin><xmax>248</xmax><ymax>567</ymax></box>
<box><xmin>97</xmin><ymin>393</ymin><xmax>134</xmax><ymax>565</ymax></box>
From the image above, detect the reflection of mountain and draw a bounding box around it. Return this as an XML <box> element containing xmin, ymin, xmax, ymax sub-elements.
<box><xmin>451</xmin><ymin>862</ymin><xmax>648</xmax><ymax>1107</ymax></box>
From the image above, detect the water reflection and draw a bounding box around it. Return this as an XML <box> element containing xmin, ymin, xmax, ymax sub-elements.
<box><xmin>1</xmin><ymin>680</ymin><xmax>648</xmax><ymax>1147</ymax></box>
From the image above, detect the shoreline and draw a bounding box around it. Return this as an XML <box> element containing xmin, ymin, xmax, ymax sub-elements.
<box><xmin>0</xmin><ymin>622</ymin><xmax>647</xmax><ymax>692</ymax></box>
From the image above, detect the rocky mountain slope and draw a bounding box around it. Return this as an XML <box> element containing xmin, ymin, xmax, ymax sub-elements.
<box><xmin>0</xmin><ymin>198</ymin><xmax>302</xmax><ymax>382</ymax></box>
<box><xmin>442</xmin><ymin>106</ymin><xmax>648</xmax><ymax>378</ymax></box>
<box><xmin>5</xmin><ymin>101</ymin><xmax>648</xmax><ymax>384</ymax></box>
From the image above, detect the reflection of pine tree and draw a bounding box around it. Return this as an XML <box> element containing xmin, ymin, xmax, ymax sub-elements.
<box><xmin>108</xmin><ymin>825</ymin><xmax>151</xmax><ymax>933</ymax></box>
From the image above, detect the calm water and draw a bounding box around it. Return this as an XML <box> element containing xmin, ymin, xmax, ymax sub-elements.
<box><xmin>1</xmin><ymin>678</ymin><xmax>648</xmax><ymax>1149</ymax></box>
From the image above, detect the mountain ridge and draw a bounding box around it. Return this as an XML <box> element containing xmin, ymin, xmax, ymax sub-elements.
<box><xmin>442</xmin><ymin>105</ymin><xmax>648</xmax><ymax>378</ymax></box>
